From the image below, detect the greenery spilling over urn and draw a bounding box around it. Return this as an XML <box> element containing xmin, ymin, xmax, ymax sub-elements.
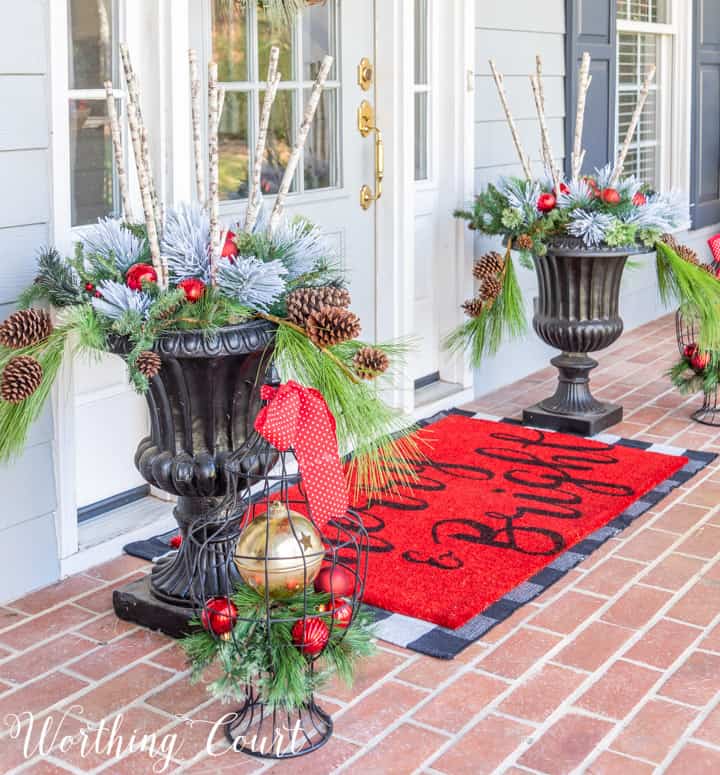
<box><xmin>450</xmin><ymin>52</ymin><xmax>720</xmax><ymax>369</ymax></box>
<box><xmin>0</xmin><ymin>43</ymin><xmax>419</xmax><ymax>496</ymax></box>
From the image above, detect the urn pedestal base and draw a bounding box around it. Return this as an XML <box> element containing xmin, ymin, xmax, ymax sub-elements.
<box><xmin>523</xmin><ymin>352</ymin><xmax>623</xmax><ymax>436</ymax></box>
<box><xmin>113</xmin><ymin>576</ymin><xmax>194</xmax><ymax>639</ymax></box>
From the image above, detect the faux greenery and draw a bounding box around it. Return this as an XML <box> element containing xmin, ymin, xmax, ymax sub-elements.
<box><xmin>444</xmin><ymin>244</ymin><xmax>527</xmax><ymax>369</ymax></box>
<box><xmin>181</xmin><ymin>583</ymin><xmax>376</xmax><ymax>711</ymax></box>
<box><xmin>1</xmin><ymin>212</ymin><xmax>420</xmax><ymax>496</ymax></box>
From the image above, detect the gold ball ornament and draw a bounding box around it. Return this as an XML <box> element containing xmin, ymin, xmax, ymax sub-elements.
<box><xmin>234</xmin><ymin>502</ymin><xmax>325</xmax><ymax>600</ymax></box>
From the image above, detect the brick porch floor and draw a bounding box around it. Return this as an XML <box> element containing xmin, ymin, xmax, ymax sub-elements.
<box><xmin>1</xmin><ymin>313</ymin><xmax>720</xmax><ymax>774</ymax></box>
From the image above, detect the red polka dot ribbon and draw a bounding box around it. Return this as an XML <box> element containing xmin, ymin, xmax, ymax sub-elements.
<box><xmin>709</xmin><ymin>234</ymin><xmax>720</xmax><ymax>269</ymax></box>
<box><xmin>254</xmin><ymin>381</ymin><xmax>348</xmax><ymax>528</ymax></box>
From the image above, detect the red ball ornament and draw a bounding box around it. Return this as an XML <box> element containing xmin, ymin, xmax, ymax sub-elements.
<box><xmin>314</xmin><ymin>565</ymin><xmax>355</xmax><ymax>598</ymax></box>
<box><xmin>221</xmin><ymin>231</ymin><xmax>238</xmax><ymax>260</ymax></box>
<box><xmin>633</xmin><ymin>191</ymin><xmax>647</xmax><ymax>207</ymax></box>
<box><xmin>85</xmin><ymin>282</ymin><xmax>95</xmax><ymax>292</ymax></box>
<box><xmin>170</xmin><ymin>534</ymin><xmax>183</xmax><ymax>549</ymax></box>
<box><xmin>126</xmin><ymin>263</ymin><xmax>158</xmax><ymax>291</ymax></box>
<box><xmin>178</xmin><ymin>278</ymin><xmax>206</xmax><ymax>303</ymax></box>
<box><xmin>684</xmin><ymin>343</ymin><xmax>698</xmax><ymax>360</ymax></box>
<box><xmin>601</xmin><ymin>188</ymin><xmax>622</xmax><ymax>206</ymax></box>
<box><xmin>292</xmin><ymin>617</ymin><xmax>329</xmax><ymax>656</ymax></box>
<box><xmin>556</xmin><ymin>183</ymin><xmax>570</xmax><ymax>196</ymax></box>
<box><xmin>330</xmin><ymin>598</ymin><xmax>353</xmax><ymax>629</ymax></box>
<box><xmin>537</xmin><ymin>193</ymin><xmax>557</xmax><ymax>213</ymax></box>
<box><xmin>691</xmin><ymin>351</ymin><xmax>711</xmax><ymax>372</ymax></box>
<box><xmin>200</xmin><ymin>597</ymin><xmax>238</xmax><ymax>636</ymax></box>
<box><xmin>94</xmin><ymin>291</ymin><xmax>102</xmax><ymax>298</ymax></box>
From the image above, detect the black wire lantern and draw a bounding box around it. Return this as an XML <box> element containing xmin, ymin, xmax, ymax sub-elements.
<box><xmin>186</xmin><ymin>424</ymin><xmax>369</xmax><ymax>760</ymax></box>
<box><xmin>675</xmin><ymin>309</ymin><xmax>720</xmax><ymax>426</ymax></box>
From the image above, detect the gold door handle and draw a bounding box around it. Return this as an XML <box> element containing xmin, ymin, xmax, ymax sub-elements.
<box><xmin>358</xmin><ymin>99</ymin><xmax>384</xmax><ymax>210</ymax></box>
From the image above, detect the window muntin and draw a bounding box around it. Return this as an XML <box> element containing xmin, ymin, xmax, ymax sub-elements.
<box><xmin>212</xmin><ymin>0</ymin><xmax>340</xmax><ymax>203</ymax></box>
<box><xmin>67</xmin><ymin>0</ymin><xmax>122</xmax><ymax>227</ymax></box>
<box><xmin>617</xmin><ymin>0</ymin><xmax>668</xmax><ymax>24</ymax></box>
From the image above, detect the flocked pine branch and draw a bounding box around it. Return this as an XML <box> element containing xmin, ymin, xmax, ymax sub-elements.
<box><xmin>567</xmin><ymin>210</ymin><xmax>614</xmax><ymax>247</ymax></box>
<box><xmin>91</xmin><ymin>280</ymin><xmax>153</xmax><ymax>321</ymax></box>
<box><xmin>162</xmin><ymin>202</ymin><xmax>212</xmax><ymax>283</ymax></box>
<box><xmin>81</xmin><ymin>218</ymin><xmax>145</xmax><ymax>274</ymax></box>
<box><xmin>217</xmin><ymin>256</ymin><xmax>287</xmax><ymax>310</ymax></box>
<box><xmin>271</xmin><ymin>217</ymin><xmax>332</xmax><ymax>279</ymax></box>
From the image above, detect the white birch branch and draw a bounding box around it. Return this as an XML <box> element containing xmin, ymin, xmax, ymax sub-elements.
<box><xmin>208</xmin><ymin>62</ymin><xmax>221</xmax><ymax>285</ymax></box>
<box><xmin>610</xmin><ymin>64</ymin><xmax>657</xmax><ymax>186</ymax></box>
<box><xmin>530</xmin><ymin>72</ymin><xmax>561</xmax><ymax>193</ymax></box>
<box><xmin>104</xmin><ymin>80</ymin><xmax>132</xmax><ymax>220</ymax></box>
<box><xmin>488</xmin><ymin>59</ymin><xmax>532</xmax><ymax>181</ymax></box>
<box><xmin>535</xmin><ymin>56</ymin><xmax>550</xmax><ymax>170</ymax></box>
<box><xmin>245</xmin><ymin>45</ymin><xmax>281</xmax><ymax>233</ymax></box>
<box><xmin>269</xmin><ymin>55</ymin><xmax>333</xmax><ymax>235</ymax></box>
<box><xmin>126</xmin><ymin>99</ymin><xmax>163</xmax><ymax>285</ymax></box>
<box><xmin>572</xmin><ymin>53</ymin><xmax>593</xmax><ymax>182</ymax></box>
<box><xmin>189</xmin><ymin>49</ymin><xmax>206</xmax><ymax>204</ymax></box>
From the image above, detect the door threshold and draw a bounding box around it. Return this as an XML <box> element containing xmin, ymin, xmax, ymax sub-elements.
<box><xmin>61</xmin><ymin>496</ymin><xmax>176</xmax><ymax>577</ymax></box>
<box><xmin>413</xmin><ymin>381</ymin><xmax>474</xmax><ymax>419</ymax></box>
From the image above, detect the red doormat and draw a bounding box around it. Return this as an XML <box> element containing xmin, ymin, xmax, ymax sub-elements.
<box><xmin>350</xmin><ymin>412</ymin><xmax>688</xmax><ymax>631</ymax></box>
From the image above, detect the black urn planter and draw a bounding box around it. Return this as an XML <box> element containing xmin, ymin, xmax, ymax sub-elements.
<box><xmin>523</xmin><ymin>238</ymin><xmax>636</xmax><ymax>436</ymax></box>
<box><xmin>112</xmin><ymin>319</ymin><xmax>277</xmax><ymax>637</ymax></box>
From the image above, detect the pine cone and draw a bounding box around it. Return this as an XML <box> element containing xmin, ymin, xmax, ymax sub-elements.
<box><xmin>473</xmin><ymin>252</ymin><xmax>505</xmax><ymax>281</ymax></box>
<box><xmin>480</xmin><ymin>277</ymin><xmax>503</xmax><ymax>302</ymax></box>
<box><xmin>678</xmin><ymin>245</ymin><xmax>699</xmax><ymax>265</ymax></box>
<box><xmin>1</xmin><ymin>355</ymin><xmax>43</xmax><ymax>404</ymax></box>
<box><xmin>353</xmin><ymin>346</ymin><xmax>390</xmax><ymax>380</ymax></box>
<box><xmin>661</xmin><ymin>233</ymin><xmax>682</xmax><ymax>253</ymax></box>
<box><xmin>286</xmin><ymin>286</ymin><xmax>352</xmax><ymax>326</ymax></box>
<box><xmin>136</xmin><ymin>350</ymin><xmax>162</xmax><ymax>379</ymax></box>
<box><xmin>515</xmin><ymin>234</ymin><xmax>534</xmax><ymax>251</ymax></box>
<box><xmin>306</xmin><ymin>307</ymin><xmax>362</xmax><ymax>348</ymax></box>
<box><xmin>462</xmin><ymin>298</ymin><xmax>485</xmax><ymax>318</ymax></box>
<box><xmin>0</xmin><ymin>309</ymin><xmax>53</xmax><ymax>350</ymax></box>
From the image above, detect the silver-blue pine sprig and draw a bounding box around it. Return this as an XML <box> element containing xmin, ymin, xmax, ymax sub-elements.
<box><xmin>91</xmin><ymin>280</ymin><xmax>153</xmax><ymax>321</ymax></box>
<box><xmin>217</xmin><ymin>256</ymin><xmax>287</xmax><ymax>310</ymax></box>
<box><xmin>270</xmin><ymin>217</ymin><xmax>332</xmax><ymax>279</ymax></box>
<box><xmin>624</xmin><ymin>191</ymin><xmax>688</xmax><ymax>232</ymax></box>
<box><xmin>81</xmin><ymin>218</ymin><xmax>145</xmax><ymax>274</ymax></box>
<box><xmin>558</xmin><ymin>179</ymin><xmax>594</xmax><ymax>209</ymax></box>
<box><xmin>567</xmin><ymin>209</ymin><xmax>615</xmax><ymax>247</ymax></box>
<box><xmin>163</xmin><ymin>202</ymin><xmax>212</xmax><ymax>283</ymax></box>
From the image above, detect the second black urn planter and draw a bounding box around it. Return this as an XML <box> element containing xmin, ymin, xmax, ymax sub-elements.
<box><xmin>523</xmin><ymin>238</ymin><xmax>636</xmax><ymax>436</ymax></box>
<box><xmin>112</xmin><ymin>319</ymin><xmax>277</xmax><ymax>637</ymax></box>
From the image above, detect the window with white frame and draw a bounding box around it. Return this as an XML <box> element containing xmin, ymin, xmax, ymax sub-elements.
<box><xmin>67</xmin><ymin>0</ymin><xmax>123</xmax><ymax>227</ymax></box>
<box><xmin>211</xmin><ymin>0</ymin><xmax>340</xmax><ymax>203</ymax></box>
<box><xmin>413</xmin><ymin>0</ymin><xmax>431</xmax><ymax>182</ymax></box>
<box><xmin>616</xmin><ymin>0</ymin><xmax>674</xmax><ymax>188</ymax></box>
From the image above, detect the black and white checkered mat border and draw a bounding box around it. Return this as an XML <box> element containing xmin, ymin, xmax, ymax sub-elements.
<box><xmin>364</xmin><ymin>409</ymin><xmax>717</xmax><ymax>660</ymax></box>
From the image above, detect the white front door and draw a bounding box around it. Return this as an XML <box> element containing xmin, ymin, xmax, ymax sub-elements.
<box><xmin>72</xmin><ymin>0</ymin><xmax>378</xmax><ymax>514</ymax></box>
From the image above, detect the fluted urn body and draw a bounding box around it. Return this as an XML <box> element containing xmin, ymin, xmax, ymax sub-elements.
<box><xmin>112</xmin><ymin>320</ymin><xmax>276</xmax><ymax>607</ymax></box>
<box><xmin>523</xmin><ymin>238</ymin><xmax>635</xmax><ymax>435</ymax></box>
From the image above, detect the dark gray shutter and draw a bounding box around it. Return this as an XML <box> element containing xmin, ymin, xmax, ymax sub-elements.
<box><xmin>565</xmin><ymin>0</ymin><xmax>617</xmax><ymax>177</ymax></box>
<box><xmin>691</xmin><ymin>0</ymin><xmax>720</xmax><ymax>229</ymax></box>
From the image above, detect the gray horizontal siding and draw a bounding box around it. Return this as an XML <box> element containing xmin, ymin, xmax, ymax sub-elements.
<box><xmin>0</xmin><ymin>0</ymin><xmax>59</xmax><ymax>604</ymax></box>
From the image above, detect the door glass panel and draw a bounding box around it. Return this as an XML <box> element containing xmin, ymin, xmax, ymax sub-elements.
<box><xmin>263</xmin><ymin>89</ymin><xmax>296</xmax><ymax>195</ymax></box>
<box><xmin>69</xmin><ymin>99</ymin><xmax>115</xmax><ymax>226</ymax></box>
<box><xmin>303</xmin><ymin>2</ymin><xmax>336</xmax><ymax>80</ymax></box>
<box><xmin>219</xmin><ymin>91</ymin><xmax>250</xmax><ymax>200</ymax></box>
<box><xmin>213</xmin><ymin>0</ymin><xmax>249</xmax><ymax>82</ymax></box>
<box><xmin>258</xmin><ymin>15</ymin><xmax>294</xmax><ymax>80</ymax></box>
<box><xmin>68</xmin><ymin>0</ymin><xmax>113</xmax><ymax>90</ymax></box>
<box><xmin>213</xmin><ymin>0</ymin><xmax>340</xmax><ymax>201</ymax></box>
<box><xmin>304</xmin><ymin>88</ymin><xmax>338</xmax><ymax>190</ymax></box>
<box><xmin>414</xmin><ymin>92</ymin><xmax>429</xmax><ymax>181</ymax></box>
<box><xmin>414</xmin><ymin>0</ymin><xmax>429</xmax><ymax>85</ymax></box>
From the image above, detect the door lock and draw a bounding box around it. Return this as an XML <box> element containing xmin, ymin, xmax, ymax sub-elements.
<box><xmin>358</xmin><ymin>57</ymin><xmax>374</xmax><ymax>91</ymax></box>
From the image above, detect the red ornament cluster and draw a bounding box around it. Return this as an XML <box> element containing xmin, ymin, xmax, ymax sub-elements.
<box><xmin>537</xmin><ymin>193</ymin><xmax>557</xmax><ymax>213</ymax></box>
<box><xmin>633</xmin><ymin>191</ymin><xmax>647</xmax><ymax>207</ymax></box>
<box><xmin>126</xmin><ymin>263</ymin><xmax>158</xmax><ymax>291</ymax></box>
<box><xmin>200</xmin><ymin>597</ymin><xmax>238</xmax><ymax>636</ymax></box>
<box><xmin>222</xmin><ymin>231</ymin><xmax>238</xmax><ymax>260</ymax></box>
<box><xmin>178</xmin><ymin>278</ymin><xmax>206</xmax><ymax>303</ymax></box>
<box><xmin>685</xmin><ymin>343</ymin><xmax>711</xmax><ymax>373</ymax></box>
<box><xmin>601</xmin><ymin>188</ymin><xmax>621</xmax><ymax>206</ymax></box>
<box><xmin>314</xmin><ymin>565</ymin><xmax>355</xmax><ymax>597</ymax></box>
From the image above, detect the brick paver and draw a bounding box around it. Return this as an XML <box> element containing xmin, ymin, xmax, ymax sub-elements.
<box><xmin>0</xmin><ymin>315</ymin><xmax>719</xmax><ymax>773</ymax></box>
